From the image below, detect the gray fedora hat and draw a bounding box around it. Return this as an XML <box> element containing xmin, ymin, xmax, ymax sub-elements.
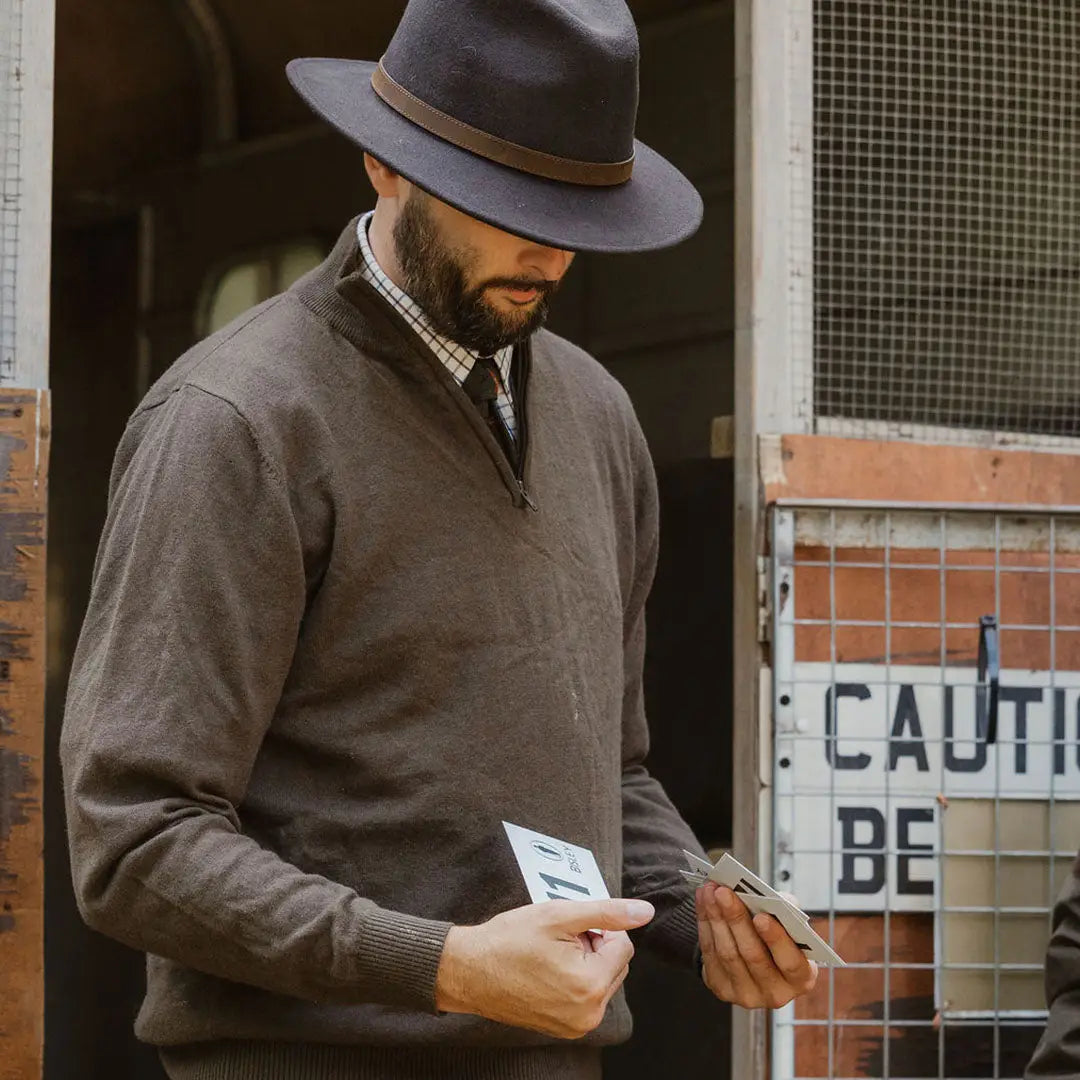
<box><xmin>287</xmin><ymin>0</ymin><xmax>703</xmax><ymax>254</ymax></box>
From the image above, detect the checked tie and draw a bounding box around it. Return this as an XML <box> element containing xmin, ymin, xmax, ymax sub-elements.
<box><xmin>462</xmin><ymin>355</ymin><xmax>517</xmax><ymax>468</ymax></box>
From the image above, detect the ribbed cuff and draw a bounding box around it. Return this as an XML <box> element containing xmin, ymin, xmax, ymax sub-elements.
<box><xmin>352</xmin><ymin>907</ymin><xmax>454</xmax><ymax>1012</ymax></box>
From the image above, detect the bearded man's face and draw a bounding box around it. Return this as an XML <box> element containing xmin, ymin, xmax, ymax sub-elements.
<box><xmin>393</xmin><ymin>188</ymin><xmax>575</xmax><ymax>355</ymax></box>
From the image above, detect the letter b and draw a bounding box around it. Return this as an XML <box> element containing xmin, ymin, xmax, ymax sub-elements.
<box><xmin>837</xmin><ymin>807</ymin><xmax>886</xmax><ymax>896</ymax></box>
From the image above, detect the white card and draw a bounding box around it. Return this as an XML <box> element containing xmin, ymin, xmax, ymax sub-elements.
<box><xmin>686</xmin><ymin>851</ymin><xmax>845</xmax><ymax>966</ymax></box>
<box><xmin>707</xmin><ymin>852</ymin><xmax>787</xmax><ymax>904</ymax></box>
<box><xmin>683</xmin><ymin>849</ymin><xmax>715</xmax><ymax>875</ymax></box>
<box><xmin>743</xmin><ymin>897</ymin><xmax>846</xmax><ymax>967</ymax></box>
<box><xmin>503</xmin><ymin>822</ymin><xmax>611</xmax><ymax>905</ymax></box>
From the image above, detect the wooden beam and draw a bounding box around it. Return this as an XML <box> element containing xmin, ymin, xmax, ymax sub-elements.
<box><xmin>0</xmin><ymin>390</ymin><xmax>50</xmax><ymax>1080</ymax></box>
<box><xmin>765</xmin><ymin>433</ymin><xmax>1080</xmax><ymax>508</ymax></box>
<box><xmin>733</xmin><ymin>0</ymin><xmax>806</xmax><ymax>1071</ymax></box>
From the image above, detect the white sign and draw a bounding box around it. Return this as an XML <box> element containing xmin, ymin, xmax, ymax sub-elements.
<box><xmin>787</xmin><ymin>795</ymin><xmax>939</xmax><ymax>913</ymax></box>
<box><xmin>502</xmin><ymin>822</ymin><xmax>611</xmax><ymax>905</ymax></box>
<box><xmin>779</xmin><ymin>664</ymin><xmax>1080</xmax><ymax>911</ymax></box>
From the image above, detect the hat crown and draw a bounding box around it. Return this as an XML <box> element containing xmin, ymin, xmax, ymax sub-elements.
<box><xmin>382</xmin><ymin>0</ymin><xmax>640</xmax><ymax>166</ymax></box>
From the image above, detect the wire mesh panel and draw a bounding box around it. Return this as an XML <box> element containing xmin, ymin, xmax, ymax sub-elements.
<box><xmin>0</xmin><ymin>0</ymin><xmax>22</xmax><ymax>384</ymax></box>
<box><xmin>771</xmin><ymin>503</ymin><xmax>1080</xmax><ymax>1079</ymax></box>
<box><xmin>789</xmin><ymin>2</ymin><xmax>1080</xmax><ymax>446</ymax></box>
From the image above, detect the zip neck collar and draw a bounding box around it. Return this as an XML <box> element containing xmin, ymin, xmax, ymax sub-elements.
<box><xmin>292</xmin><ymin>218</ymin><xmax>538</xmax><ymax>511</ymax></box>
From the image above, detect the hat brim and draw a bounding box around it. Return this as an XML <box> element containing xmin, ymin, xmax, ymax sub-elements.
<box><xmin>287</xmin><ymin>58</ymin><xmax>704</xmax><ymax>255</ymax></box>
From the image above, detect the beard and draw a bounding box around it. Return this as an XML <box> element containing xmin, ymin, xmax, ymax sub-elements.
<box><xmin>392</xmin><ymin>192</ymin><xmax>559</xmax><ymax>355</ymax></box>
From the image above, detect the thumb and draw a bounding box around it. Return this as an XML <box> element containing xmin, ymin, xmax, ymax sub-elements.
<box><xmin>542</xmin><ymin>898</ymin><xmax>655</xmax><ymax>934</ymax></box>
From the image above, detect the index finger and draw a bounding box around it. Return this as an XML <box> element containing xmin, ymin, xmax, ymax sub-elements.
<box><xmin>541</xmin><ymin>898</ymin><xmax>655</xmax><ymax>935</ymax></box>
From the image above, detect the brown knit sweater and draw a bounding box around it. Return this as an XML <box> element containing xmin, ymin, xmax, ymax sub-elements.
<box><xmin>61</xmin><ymin>219</ymin><xmax>706</xmax><ymax>1080</ymax></box>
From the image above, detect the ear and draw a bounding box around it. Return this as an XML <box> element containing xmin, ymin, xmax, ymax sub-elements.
<box><xmin>364</xmin><ymin>153</ymin><xmax>403</xmax><ymax>199</ymax></box>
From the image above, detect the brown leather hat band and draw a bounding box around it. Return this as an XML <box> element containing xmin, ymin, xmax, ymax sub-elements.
<box><xmin>371</xmin><ymin>61</ymin><xmax>634</xmax><ymax>187</ymax></box>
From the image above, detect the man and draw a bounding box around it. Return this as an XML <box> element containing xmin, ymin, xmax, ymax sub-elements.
<box><xmin>1027</xmin><ymin>860</ymin><xmax>1080</xmax><ymax>1077</ymax></box>
<box><xmin>62</xmin><ymin>2</ymin><xmax>818</xmax><ymax>1078</ymax></box>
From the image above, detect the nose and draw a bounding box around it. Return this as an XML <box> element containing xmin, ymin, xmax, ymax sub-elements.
<box><xmin>525</xmin><ymin>246</ymin><xmax>575</xmax><ymax>282</ymax></box>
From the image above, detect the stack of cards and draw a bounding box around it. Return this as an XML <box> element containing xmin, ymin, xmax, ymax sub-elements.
<box><xmin>683</xmin><ymin>850</ymin><xmax>846</xmax><ymax>967</ymax></box>
<box><xmin>501</xmin><ymin>822</ymin><xmax>845</xmax><ymax>967</ymax></box>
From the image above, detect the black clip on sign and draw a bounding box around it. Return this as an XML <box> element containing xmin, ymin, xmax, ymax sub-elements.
<box><xmin>978</xmin><ymin>614</ymin><xmax>1000</xmax><ymax>745</ymax></box>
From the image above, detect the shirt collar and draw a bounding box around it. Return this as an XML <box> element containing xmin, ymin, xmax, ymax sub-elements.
<box><xmin>355</xmin><ymin>212</ymin><xmax>513</xmax><ymax>389</ymax></box>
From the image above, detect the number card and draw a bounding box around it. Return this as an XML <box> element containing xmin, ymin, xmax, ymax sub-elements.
<box><xmin>502</xmin><ymin>821</ymin><xmax>611</xmax><ymax>904</ymax></box>
<box><xmin>682</xmin><ymin>850</ymin><xmax>846</xmax><ymax>967</ymax></box>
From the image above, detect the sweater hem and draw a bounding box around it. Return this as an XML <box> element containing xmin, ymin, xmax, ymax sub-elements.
<box><xmin>159</xmin><ymin>1040</ymin><xmax>602</xmax><ymax>1080</ymax></box>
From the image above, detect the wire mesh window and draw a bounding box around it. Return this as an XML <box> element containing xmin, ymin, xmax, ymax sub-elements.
<box><xmin>791</xmin><ymin>3</ymin><xmax>1080</xmax><ymax>445</ymax></box>
<box><xmin>771</xmin><ymin>504</ymin><xmax>1080</xmax><ymax>1079</ymax></box>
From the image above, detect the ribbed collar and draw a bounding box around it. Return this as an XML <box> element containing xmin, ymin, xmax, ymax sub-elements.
<box><xmin>354</xmin><ymin>211</ymin><xmax>515</xmax><ymax>397</ymax></box>
<box><xmin>291</xmin><ymin>216</ymin><xmax>424</xmax><ymax>363</ymax></box>
<box><xmin>290</xmin><ymin>218</ymin><xmax>533</xmax><ymax>507</ymax></box>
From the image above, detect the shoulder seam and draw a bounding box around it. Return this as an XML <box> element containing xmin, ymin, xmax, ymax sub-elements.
<box><xmin>184</xmin><ymin>295</ymin><xmax>288</xmax><ymax>383</ymax></box>
<box><xmin>177</xmin><ymin>383</ymin><xmax>287</xmax><ymax>492</ymax></box>
<box><xmin>132</xmin><ymin>295</ymin><xmax>289</xmax><ymax>426</ymax></box>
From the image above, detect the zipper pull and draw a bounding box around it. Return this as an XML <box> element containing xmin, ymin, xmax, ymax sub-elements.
<box><xmin>518</xmin><ymin>481</ymin><xmax>539</xmax><ymax>512</ymax></box>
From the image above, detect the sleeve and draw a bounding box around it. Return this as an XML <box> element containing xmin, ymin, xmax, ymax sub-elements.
<box><xmin>61</xmin><ymin>384</ymin><xmax>452</xmax><ymax>1011</ymax></box>
<box><xmin>618</xmin><ymin>409</ymin><xmax>706</xmax><ymax>971</ymax></box>
<box><xmin>1026</xmin><ymin>859</ymin><xmax>1080</xmax><ymax>1078</ymax></box>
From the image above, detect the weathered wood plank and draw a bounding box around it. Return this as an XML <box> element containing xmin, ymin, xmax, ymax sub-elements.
<box><xmin>766</xmin><ymin>433</ymin><xmax>1080</xmax><ymax>509</ymax></box>
<box><xmin>0</xmin><ymin>390</ymin><xmax>50</xmax><ymax>1080</ymax></box>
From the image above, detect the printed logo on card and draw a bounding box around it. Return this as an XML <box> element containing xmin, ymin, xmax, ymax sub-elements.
<box><xmin>531</xmin><ymin>841</ymin><xmax>564</xmax><ymax>862</ymax></box>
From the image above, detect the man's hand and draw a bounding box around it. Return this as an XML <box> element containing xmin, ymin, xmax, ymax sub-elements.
<box><xmin>435</xmin><ymin>898</ymin><xmax>655</xmax><ymax>1038</ymax></box>
<box><xmin>697</xmin><ymin>883</ymin><xmax>819</xmax><ymax>1008</ymax></box>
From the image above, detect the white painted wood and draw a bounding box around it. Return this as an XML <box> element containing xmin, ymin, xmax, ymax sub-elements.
<box><xmin>734</xmin><ymin>0</ymin><xmax>813</xmax><ymax>1076</ymax></box>
<box><xmin>13</xmin><ymin>0</ymin><xmax>54</xmax><ymax>389</ymax></box>
<box><xmin>786</xmin><ymin>0</ymin><xmax>814</xmax><ymax>434</ymax></box>
<box><xmin>733</xmin><ymin>0</ymin><xmax>770</xmax><ymax>1074</ymax></box>
<box><xmin>737</xmin><ymin>0</ymin><xmax>807</xmax><ymax>439</ymax></box>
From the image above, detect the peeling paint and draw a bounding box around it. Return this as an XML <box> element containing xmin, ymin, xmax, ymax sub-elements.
<box><xmin>0</xmin><ymin>746</ymin><xmax>35</xmax><ymax>931</ymax></box>
<box><xmin>759</xmin><ymin>432</ymin><xmax>788</xmax><ymax>487</ymax></box>
<box><xmin>0</xmin><ymin>746</ymin><xmax>33</xmax><ymax>840</ymax></box>
<box><xmin>0</xmin><ymin>391</ymin><xmax>48</xmax><ymax>1078</ymax></box>
<box><xmin>0</xmin><ymin>431</ymin><xmax>23</xmax><ymax>498</ymax></box>
<box><xmin>0</xmin><ymin>510</ymin><xmax>44</xmax><ymax>602</ymax></box>
<box><xmin>0</xmin><ymin>621</ymin><xmax>30</xmax><ymax>662</ymax></box>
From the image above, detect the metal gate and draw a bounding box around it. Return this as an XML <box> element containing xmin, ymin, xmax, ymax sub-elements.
<box><xmin>770</xmin><ymin>501</ymin><xmax>1080</xmax><ymax>1079</ymax></box>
